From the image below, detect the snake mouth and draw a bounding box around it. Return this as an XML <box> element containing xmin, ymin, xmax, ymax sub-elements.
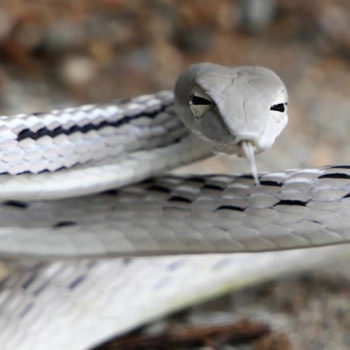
<box><xmin>240</xmin><ymin>141</ymin><xmax>260</xmax><ymax>186</ymax></box>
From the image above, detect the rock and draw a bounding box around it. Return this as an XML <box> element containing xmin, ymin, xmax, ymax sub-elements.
<box><xmin>60</xmin><ymin>56</ymin><xmax>97</xmax><ymax>86</ymax></box>
<box><xmin>237</xmin><ymin>0</ymin><xmax>276</xmax><ymax>33</ymax></box>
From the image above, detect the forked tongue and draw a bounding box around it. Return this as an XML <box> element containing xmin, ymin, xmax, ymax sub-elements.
<box><xmin>241</xmin><ymin>141</ymin><xmax>260</xmax><ymax>186</ymax></box>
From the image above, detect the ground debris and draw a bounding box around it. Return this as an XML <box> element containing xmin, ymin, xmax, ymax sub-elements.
<box><xmin>97</xmin><ymin>319</ymin><xmax>270</xmax><ymax>349</ymax></box>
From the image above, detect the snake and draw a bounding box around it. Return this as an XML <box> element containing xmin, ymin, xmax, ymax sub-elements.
<box><xmin>0</xmin><ymin>62</ymin><xmax>350</xmax><ymax>350</ymax></box>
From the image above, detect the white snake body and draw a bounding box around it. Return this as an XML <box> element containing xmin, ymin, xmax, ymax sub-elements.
<box><xmin>0</xmin><ymin>63</ymin><xmax>350</xmax><ymax>349</ymax></box>
<box><xmin>2</xmin><ymin>246</ymin><xmax>349</xmax><ymax>350</ymax></box>
<box><xmin>1</xmin><ymin>167</ymin><xmax>350</xmax><ymax>259</ymax></box>
<box><xmin>0</xmin><ymin>90</ymin><xmax>184</xmax><ymax>175</ymax></box>
<box><xmin>0</xmin><ymin>92</ymin><xmax>212</xmax><ymax>201</ymax></box>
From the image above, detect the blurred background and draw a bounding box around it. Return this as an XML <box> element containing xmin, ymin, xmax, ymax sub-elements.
<box><xmin>0</xmin><ymin>0</ymin><xmax>350</xmax><ymax>348</ymax></box>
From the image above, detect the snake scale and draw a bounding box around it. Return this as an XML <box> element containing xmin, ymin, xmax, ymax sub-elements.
<box><xmin>0</xmin><ymin>63</ymin><xmax>350</xmax><ymax>350</ymax></box>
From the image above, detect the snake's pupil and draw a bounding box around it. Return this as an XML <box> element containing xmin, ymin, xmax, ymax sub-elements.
<box><xmin>270</xmin><ymin>103</ymin><xmax>285</xmax><ymax>112</ymax></box>
<box><xmin>190</xmin><ymin>95</ymin><xmax>212</xmax><ymax>105</ymax></box>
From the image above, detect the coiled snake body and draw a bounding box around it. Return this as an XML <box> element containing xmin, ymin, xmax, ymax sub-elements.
<box><xmin>0</xmin><ymin>63</ymin><xmax>350</xmax><ymax>350</ymax></box>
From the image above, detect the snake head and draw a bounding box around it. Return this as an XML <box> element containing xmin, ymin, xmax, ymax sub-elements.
<box><xmin>174</xmin><ymin>63</ymin><xmax>288</xmax><ymax>156</ymax></box>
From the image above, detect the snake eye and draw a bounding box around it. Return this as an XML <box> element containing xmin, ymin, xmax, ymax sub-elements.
<box><xmin>190</xmin><ymin>95</ymin><xmax>212</xmax><ymax>105</ymax></box>
<box><xmin>189</xmin><ymin>86</ymin><xmax>213</xmax><ymax>118</ymax></box>
<box><xmin>270</xmin><ymin>103</ymin><xmax>287</xmax><ymax>113</ymax></box>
